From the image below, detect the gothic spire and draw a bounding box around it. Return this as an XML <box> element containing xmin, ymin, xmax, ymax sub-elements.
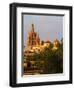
<box><xmin>31</xmin><ymin>23</ymin><xmax>34</xmax><ymax>32</ymax></box>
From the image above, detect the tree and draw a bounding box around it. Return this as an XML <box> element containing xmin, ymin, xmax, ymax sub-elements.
<box><xmin>25</xmin><ymin>40</ymin><xmax>63</xmax><ymax>74</ymax></box>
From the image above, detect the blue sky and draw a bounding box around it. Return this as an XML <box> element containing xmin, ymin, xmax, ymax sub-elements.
<box><xmin>23</xmin><ymin>14</ymin><xmax>63</xmax><ymax>46</ymax></box>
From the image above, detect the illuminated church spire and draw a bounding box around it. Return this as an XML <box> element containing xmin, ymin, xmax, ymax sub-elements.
<box><xmin>27</xmin><ymin>23</ymin><xmax>39</xmax><ymax>46</ymax></box>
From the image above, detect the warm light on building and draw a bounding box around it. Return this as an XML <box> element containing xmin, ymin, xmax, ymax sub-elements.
<box><xmin>23</xmin><ymin>23</ymin><xmax>63</xmax><ymax>75</ymax></box>
<box><xmin>24</xmin><ymin>23</ymin><xmax>60</xmax><ymax>55</ymax></box>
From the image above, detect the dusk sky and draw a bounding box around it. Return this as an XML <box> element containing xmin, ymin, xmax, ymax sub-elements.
<box><xmin>23</xmin><ymin>14</ymin><xmax>63</xmax><ymax>46</ymax></box>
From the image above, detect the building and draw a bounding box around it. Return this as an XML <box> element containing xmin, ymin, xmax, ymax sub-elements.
<box><xmin>24</xmin><ymin>23</ymin><xmax>60</xmax><ymax>54</ymax></box>
<box><xmin>23</xmin><ymin>23</ymin><xmax>61</xmax><ymax>75</ymax></box>
<box><xmin>27</xmin><ymin>24</ymin><xmax>40</xmax><ymax>47</ymax></box>
<box><xmin>52</xmin><ymin>39</ymin><xmax>60</xmax><ymax>50</ymax></box>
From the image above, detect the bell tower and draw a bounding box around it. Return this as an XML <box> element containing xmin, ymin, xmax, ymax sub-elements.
<box><xmin>27</xmin><ymin>24</ymin><xmax>37</xmax><ymax>46</ymax></box>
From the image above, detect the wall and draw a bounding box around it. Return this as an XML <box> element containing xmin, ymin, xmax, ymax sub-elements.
<box><xmin>0</xmin><ymin>0</ymin><xmax>74</xmax><ymax>89</ymax></box>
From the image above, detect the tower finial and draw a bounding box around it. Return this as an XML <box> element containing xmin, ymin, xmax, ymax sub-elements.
<box><xmin>31</xmin><ymin>23</ymin><xmax>34</xmax><ymax>32</ymax></box>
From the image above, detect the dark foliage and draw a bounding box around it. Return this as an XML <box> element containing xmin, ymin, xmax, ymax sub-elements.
<box><xmin>25</xmin><ymin>42</ymin><xmax>63</xmax><ymax>74</ymax></box>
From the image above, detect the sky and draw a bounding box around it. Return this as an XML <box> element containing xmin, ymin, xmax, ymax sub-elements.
<box><xmin>23</xmin><ymin>14</ymin><xmax>63</xmax><ymax>46</ymax></box>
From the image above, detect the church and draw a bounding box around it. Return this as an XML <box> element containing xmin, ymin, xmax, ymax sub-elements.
<box><xmin>24</xmin><ymin>23</ymin><xmax>59</xmax><ymax>54</ymax></box>
<box><xmin>27</xmin><ymin>24</ymin><xmax>40</xmax><ymax>47</ymax></box>
<box><xmin>23</xmin><ymin>23</ymin><xmax>61</xmax><ymax>75</ymax></box>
